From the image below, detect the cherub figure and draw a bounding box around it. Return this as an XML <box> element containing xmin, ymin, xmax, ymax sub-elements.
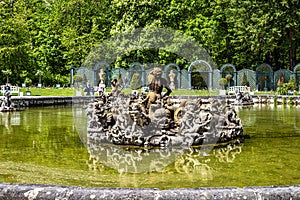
<box><xmin>143</xmin><ymin>67</ymin><xmax>172</xmax><ymax>110</ymax></box>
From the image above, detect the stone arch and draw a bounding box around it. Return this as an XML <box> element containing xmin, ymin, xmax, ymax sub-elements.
<box><xmin>188</xmin><ymin>60</ymin><xmax>213</xmax><ymax>90</ymax></box>
<box><xmin>75</xmin><ymin>66</ymin><xmax>93</xmax><ymax>87</ymax></box>
<box><xmin>256</xmin><ymin>63</ymin><xmax>274</xmax><ymax>91</ymax></box>
<box><xmin>220</xmin><ymin>63</ymin><xmax>237</xmax><ymax>87</ymax></box>
<box><xmin>164</xmin><ymin>63</ymin><xmax>181</xmax><ymax>89</ymax></box>
<box><xmin>294</xmin><ymin>63</ymin><xmax>300</xmax><ymax>88</ymax></box>
<box><xmin>294</xmin><ymin>63</ymin><xmax>300</xmax><ymax>72</ymax></box>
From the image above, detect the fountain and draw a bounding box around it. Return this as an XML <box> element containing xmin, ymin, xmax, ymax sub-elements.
<box><xmin>86</xmin><ymin>67</ymin><xmax>244</xmax><ymax>148</ymax></box>
<box><xmin>0</xmin><ymin>93</ymin><xmax>13</xmax><ymax>112</ymax></box>
<box><xmin>232</xmin><ymin>89</ymin><xmax>254</xmax><ymax>106</ymax></box>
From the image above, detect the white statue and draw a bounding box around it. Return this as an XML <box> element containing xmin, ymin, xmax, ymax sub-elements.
<box><xmin>99</xmin><ymin>69</ymin><xmax>106</xmax><ymax>84</ymax></box>
<box><xmin>98</xmin><ymin>69</ymin><xmax>106</xmax><ymax>93</ymax></box>
<box><xmin>169</xmin><ymin>70</ymin><xmax>176</xmax><ymax>90</ymax></box>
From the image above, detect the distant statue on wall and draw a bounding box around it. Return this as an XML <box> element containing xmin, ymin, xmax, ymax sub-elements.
<box><xmin>99</xmin><ymin>69</ymin><xmax>106</xmax><ymax>84</ymax></box>
<box><xmin>169</xmin><ymin>70</ymin><xmax>176</xmax><ymax>90</ymax></box>
<box><xmin>98</xmin><ymin>69</ymin><xmax>106</xmax><ymax>93</ymax></box>
<box><xmin>277</xmin><ymin>74</ymin><xmax>285</xmax><ymax>87</ymax></box>
<box><xmin>85</xmin><ymin>80</ymin><xmax>91</xmax><ymax>96</ymax></box>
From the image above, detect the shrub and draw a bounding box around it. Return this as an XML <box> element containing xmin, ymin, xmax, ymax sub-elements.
<box><xmin>276</xmin><ymin>76</ymin><xmax>296</xmax><ymax>95</ymax></box>
<box><xmin>218</xmin><ymin>78</ymin><xmax>228</xmax><ymax>89</ymax></box>
<box><xmin>73</xmin><ymin>75</ymin><xmax>83</xmax><ymax>87</ymax></box>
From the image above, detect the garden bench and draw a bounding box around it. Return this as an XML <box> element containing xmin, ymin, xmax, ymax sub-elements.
<box><xmin>0</xmin><ymin>85</ymin><xmax>20</xmax><ymax>96</ymax></box>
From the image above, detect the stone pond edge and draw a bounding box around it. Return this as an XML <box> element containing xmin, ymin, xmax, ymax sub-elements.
<box><xmin>0</xmin><ymin>183</ymin><xmax>300</xmax><ymax>199</ymax></box>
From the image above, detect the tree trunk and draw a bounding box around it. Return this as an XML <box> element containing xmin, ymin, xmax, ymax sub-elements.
<box><xmin>288</xmin><ymin>28</ymin><xmax>296</xmax><ymax>70</ymax></box>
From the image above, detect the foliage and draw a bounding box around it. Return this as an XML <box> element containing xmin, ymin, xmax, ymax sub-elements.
<box><xmin>20</xmin><ymin>70</ymin><xmax>28</xmax><ymax>83</ymax></box>
<box><xmin>192</xmin><ymin>73</ymin><xmax>208</xmax><ymax>89</ymax></box>
<box><xmin>35</xmin><ymin>70</ymin><xmax>44</xmax><ymax>84</ymax></box>
<box><xmin>276</xmin><ymin>76</ymin><xmax>296</xmax><ymax>95</ymax></box>
<box><xmin>289</xmin><ymin>75</ymin><xmax>296</xmax><ymax>89</ymax></box>
<box><xmin>0</xmin><ymin>0</ymin><xmax>300</xmax><ymax>86</ymax></box>
<box><xmin>2</xmin><ymin>69</ymin><xmax>12</xmax><ymax>83</ymax></box>
<box><xmin>73</xmin><ymin>74</ymin><xmax>83</xmax><ymax>87</ymax></box>
<box><xmin>289</xmin><ymin>96</ymin><xmax>294</xmax><ymax>105</ymax></box>
<box><xmin>24</xmin><ymin>77</ymin><xmax>32</xmax><ymax>86</ymax></box>
<box><xmin>218</xmin><ymin>78</ymin><xmax>228</xmax><ymax>89</ymax></box>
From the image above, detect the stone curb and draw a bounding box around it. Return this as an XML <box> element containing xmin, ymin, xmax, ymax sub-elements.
<box><xmin>1</xmin><ymin>183</ymin><xmax>300</xmax><ymax>200</ymax></box>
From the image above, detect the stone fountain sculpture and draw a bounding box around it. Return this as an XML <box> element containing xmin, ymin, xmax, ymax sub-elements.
<box><xmin>86</xmin><ymin>67</ymin><xmax>243</xmax><ymax>148</ymax></box>
<box><xmin>0</xmin><ymin>90</ymin><xmax>15</xmax><ymax>112</ymax></box>
<box><xmin>233</xmin><ymin>88</ymin><xmax>254</xmax><ymax>106</ymax></box>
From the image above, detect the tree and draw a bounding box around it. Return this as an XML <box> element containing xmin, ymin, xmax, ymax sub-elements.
<box><xmin>2</xmin><ymin>69</ymin><xmax>12</xmax><ymax>83</ymax></box>
<box><xmin>219</xmin><ymin>78</ymin><xmax>228</xmax><ymax>89</ymax></box>
<box><xmin>0</xmin><ymin>0</ymin><xmax>31</xmax><ymax>84</ymax></box>
<box><xmin>240</xmin><ymin>73</ymin><xmax>249</xmax><ymax>86</ymax></box>
<box><xmin>35</xmin><ymin>70</ymin><xmax>44</xmax><ymax>85</ymax></box>
<box><xmin>1</xmin><ymin>0</ymin><xmax>300</xmax><ymax>84</ymax></box>
<box><xmin>20</xmin><ymin>70</ymin><xmax>28</xmax><ymax>86</ymax></box>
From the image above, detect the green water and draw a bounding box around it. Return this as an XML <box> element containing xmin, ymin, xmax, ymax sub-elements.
<box><xmin>0</xmin><ymin>104</ymin><xmax>299</xmax><ymax>189</ymax></box>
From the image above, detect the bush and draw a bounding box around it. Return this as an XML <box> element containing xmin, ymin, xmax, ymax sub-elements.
<box><xmin>218</xmin><ymin>78</ymin><xmax>228</xmax><ymax>89</ymax></box>
<box><xmin>276</xmin><ymin>77</ymin><xmax>296</xmax><ymax>95</ymax></box>
<box><xmin>24</xmin><ymin>77</ymin><xmax>32</xmax><ymax>86</ymax></box>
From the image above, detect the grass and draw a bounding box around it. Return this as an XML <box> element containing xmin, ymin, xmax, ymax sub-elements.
<box><xmin>19</xmin><ymin>87</ymin><xmax>75</xmax><ymax>96</ymax></box>
<box><xmin>16</xmin><ymin>87</ymin><xmax>278</xmax><ymax>97</ymax></box>
<box><xmin>170</xmin><ymin>89</ymin><xmax>219</xmax><ymax>96</ymax></box>
<box><xmin>17</xmin><ymin>87</ymin><xmax>220</xmax><ymax>97</ymax></box>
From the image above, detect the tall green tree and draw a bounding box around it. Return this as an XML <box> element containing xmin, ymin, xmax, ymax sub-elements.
<box><xmin>1</xmin><ymin>0</ymin><xmax>300</xmax><ymax>85</ymax></box>
<box><xmin>0</xmin><ymin>0</ymin><xmax>31</xmax><ymax>84</ymax></box>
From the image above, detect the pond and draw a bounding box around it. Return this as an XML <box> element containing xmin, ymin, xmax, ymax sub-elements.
<box><xmin>0</xmin><ymin>104</ymin><xmax>300</xmax><ymax>189</ymax></box>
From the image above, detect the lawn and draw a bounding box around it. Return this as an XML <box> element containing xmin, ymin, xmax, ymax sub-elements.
<box><xmin>19</xmin><ymin>87</ymin><xmax>75</xmax><ymax>96</ymax></box>
<box><xmin>18</xmin><ymin>87</ymin><xmax>276</xmax><ymax>97</ymax></box>
<box><xmin>18</xmin><ymin>87</ymin><xmax>221</xmax><ymax>96</ymax></box>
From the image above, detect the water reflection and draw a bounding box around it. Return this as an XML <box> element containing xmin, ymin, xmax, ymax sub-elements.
<box><xmin>236</xmin><ymin>104</ymin><xmax>300</xmax><ymax>138</ymax></box>
<box><xmin>1</xmin><ymin>105</ymin><xmax>299</xmax><ymax>188</ymax></box>
<box><xmin>87</xmin><ymin>138</ymin><xmax>244</xmax><ymax>181</ymax></box>
<box><xmin>0</xmin><ymin>112</ymin><xmax>21</xmax><ymax>133</ymax></box>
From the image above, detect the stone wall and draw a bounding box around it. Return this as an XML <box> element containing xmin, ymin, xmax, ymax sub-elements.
<box><xmin>0</xmin><ymin>183</ymin><xmax>299</xmax><ymax>200</ymax></box>
<box><xmin>10</xmin><ymin>95</ymin><xmax>300</xmax><ymax>107</ymax></box>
